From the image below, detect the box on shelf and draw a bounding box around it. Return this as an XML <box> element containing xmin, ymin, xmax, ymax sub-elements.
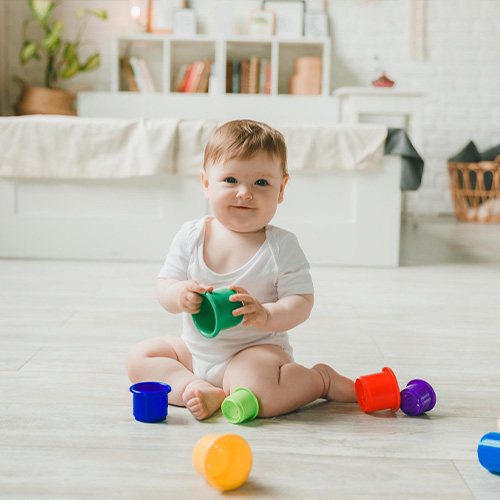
<box><xmin>289</xmin><ymin>56</ymin><xmax>322</xmax><ymax>95</ymax></box>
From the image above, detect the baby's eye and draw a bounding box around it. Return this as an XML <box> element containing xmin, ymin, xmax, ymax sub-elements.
<box><xmin>224</xmin><ymin>177</ymin><xmax>237</xmax><ymax>184</ymax></box>
<box><xmin>255</xmin><ymin>179</ymin><xmax>268</xmax><ymax>186</ymax></box>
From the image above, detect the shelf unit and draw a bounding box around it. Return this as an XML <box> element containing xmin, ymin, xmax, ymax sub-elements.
<box><xmin>112</xmin><ymin>34</ymin><xmax>331</xmax><ymax>96</ymax></box>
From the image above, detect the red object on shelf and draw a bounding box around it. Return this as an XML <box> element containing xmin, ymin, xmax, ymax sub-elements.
<box><xmin>372</xmin><ymin>74</ymin><xmax>395</xmax><ymax>87</ymax></box>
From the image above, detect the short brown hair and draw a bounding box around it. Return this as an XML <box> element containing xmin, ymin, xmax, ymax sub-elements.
<box><xmin>203</xmin><ymin>119</ymin><xmax>288</xmax><ymax>176</ymax></box>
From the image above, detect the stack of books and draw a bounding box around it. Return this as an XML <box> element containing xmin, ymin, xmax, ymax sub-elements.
<box><xmin>120</xmin><ymin>57</ymin><xmax>157</xmax><ymax>93</ymax></box>
<box><xmin>173</xmin><ymin>60</ymin><xmax>213</xmax><ymax>93</ymax></box>
<box><xmin>226</xmin><ymin>57</ymin><xmax>271</xmax><ymax>94</ymax></box>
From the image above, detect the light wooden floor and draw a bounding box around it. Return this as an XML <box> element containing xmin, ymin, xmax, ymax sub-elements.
<box><xmin>1</xmin><ymin>217</ymin><xmax>499</xmax><ymax>499</ymax></box>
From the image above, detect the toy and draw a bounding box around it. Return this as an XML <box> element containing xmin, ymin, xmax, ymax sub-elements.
<box><xmin>221</xmin><ymin>388</ymin><xmax>260</xmax><ymax>424</ymax></box>
<box><xmin>129</xmin><ymin>381</ymin><xmax>171</xmax><ymax>423</ymax></box>
<box><xmin>355</xmin><ymin>367</ymin><xmax>400</xmax><ymax>413</ymax></box>
<box><xmin>192</xmin><ymin>288</ymin><xmax>243</xmax><ymax>338</ymax></box>
<box><xmin>193</xmin><ymin>434</ymin><xmax>253</xmax><ymax>491</ymax></box>
<box><xmin>477</xmin><ymin>432</ymin><xmax>500</xmax><ymax>474</ymax></box>
<box><xmin>399</xmin><ymin>379</ymin><xmax>436</xmax><ymax>416</ymax></box>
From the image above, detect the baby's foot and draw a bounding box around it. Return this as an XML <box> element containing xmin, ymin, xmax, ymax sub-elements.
<box><xmin>313</xmin><ymin>363</ymin><xmax>357</xmax><ymax>402</ymax></box>
<box><xmin>182</xmin><ymin>380</ymin><xmax>226</xmax><ymax>420</ymax></box>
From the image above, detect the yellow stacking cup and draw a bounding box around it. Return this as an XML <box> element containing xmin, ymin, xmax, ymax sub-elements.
<box><xmin>192</xmin><ymin>434</ymin><xmax>253</xmax><ymax>491</ymax></box>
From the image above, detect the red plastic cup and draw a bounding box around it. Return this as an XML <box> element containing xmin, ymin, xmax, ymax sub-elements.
<box><xmin>355</xmin><ymin>367</ymin><xmax>400</xmax><ymax>413</ymax></box>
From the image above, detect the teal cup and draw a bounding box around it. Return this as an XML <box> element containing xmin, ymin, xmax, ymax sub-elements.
<box><xmin>192</xmin><ymin>288</ymin><xmax>243</xmax><ymax>338</ymax></box>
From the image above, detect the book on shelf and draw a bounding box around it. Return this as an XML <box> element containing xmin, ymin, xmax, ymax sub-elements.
<box><xmin>181</xmin><ymin>62</ymin><xmax>198</xmax><ymax>92</ymax></box>
<box><xmin>226</xmin><ymin>60</ymin><xmax>233</xmax><ymax>93</ymax></box>
<box><xmin>129</xmin><ymin>56</ymin><xmax>157</xmax><ymax>93</ymax></box>
<box><xmin>195</xmin><ymin>60</ymin><xmax>212</xmax><ymax>93</ymax></box>
<box><xmin>188</xmin><ymin>60</ymin><xmax>204</xmax><ymax>92</ymax></box>
<box><xmin>248</xmin><ymin>56</ymin><xmax>260</xmax><ymax>94</ymax></box>
<box><xmin>120</xmin><ymin>57</ymin><xmax>139</xmax><ymax>92</ymax></box>
<box><xmin>259</xmin><ymin>59</ymin><xmax>269</xmax><ymax>94</ymax></box>
<box><xmin>138</xmin><ymin>58</ymin><xmax>157</xmax><ymax>93</ymax></box>
<box><xmin>174</xmin><ymin>63</ymin><xmax>191</xmax><ymax>92</ymax></box>
<box><xmin>181</xmin><ymin>60</ymin><xmax>212</xmax><ymax>93</ymax></box>
<box><xmin>265</xmin><ymin>62</ymin><xmax>271</xmax><ymax>94</ymax></box>
<box><xmin>240</xmin><ymin>59</ymin><xmax>250</xmax><ymax>94</ymax></box>
<box><xmin>209</xmin><ymin>62</ymin><xmax>217</xmax><ymax>95</ymax></box>
<box><xmin>232</xmin><ymin>60</ymin><xmax>240</xmax><ymax>93</ymax></box>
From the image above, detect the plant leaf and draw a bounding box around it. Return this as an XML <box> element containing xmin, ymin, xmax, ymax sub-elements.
<box><xmin>42</xmin><ymin>21</ymin><xmax>62</xmax><ymax>51</ymax></box>
<box><xmin>29</xmin><ymin>0</ymin><xmax>55</xmax><ymax>27</ymax></box>
<box><xmin>81</xmin><ymin>53</ymin><xmax>100</xmax><ymax>72</ymax></box>
<box><xmin>60</xmin><ymin>58</ymin><xmax>80</xmax><ymax>79</ymax></box>
<box><xmin>63</xmin><ymin>42</ymin><xmax>78</xmax><ymax>62</ymax></box>
<box><xmin>91</xmin><ymin>10</ymin><xmax>107</xmax><ymax>20</ymax></box>
<box><xmin>75</xmin><ymin>8</ymin><xmax>107</xmax><ymax>20</ymax></box>
<box><xmin>20</xmin><ymin>41</ymin><xmax>39</xmax><ymax>64</ymax></box>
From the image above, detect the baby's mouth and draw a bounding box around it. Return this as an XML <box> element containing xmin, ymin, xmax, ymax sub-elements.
<box><xmin>232</xmin><ymin>206</ymin><xmax>252</xmax><ymax>210</ymax></box>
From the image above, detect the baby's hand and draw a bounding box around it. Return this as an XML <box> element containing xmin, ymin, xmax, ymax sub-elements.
<box><xmin>178</xmin><ymin>280</ymin><xmax>213</xmax><ymax>314</ymax></box>
<box><xmin>229</xmin><ymin>285</ymin><xmax>269</xmax><ymax>329</ymax></box>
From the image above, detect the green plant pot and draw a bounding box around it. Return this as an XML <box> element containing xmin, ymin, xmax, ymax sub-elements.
<box><xmin>192</xmin><ymin>289</ymin><xmax>243</xmax><ymax>338</ymax></box>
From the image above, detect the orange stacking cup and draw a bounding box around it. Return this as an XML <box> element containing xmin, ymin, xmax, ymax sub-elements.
<box><xmin>192</xmin><ymin>434</ymin><xmax>252</xmax><ymax>491</ymax></box>
<box><xmin>355</xmin><ymin>367</ymin><xmax>401</xmax><ymax>412</ymax></box>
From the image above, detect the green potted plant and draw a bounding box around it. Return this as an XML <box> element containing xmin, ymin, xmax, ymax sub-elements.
<box><xmin>14</xmin><ymin>0</ymin><xmax>107</xmax><ymax>115</ymax></box>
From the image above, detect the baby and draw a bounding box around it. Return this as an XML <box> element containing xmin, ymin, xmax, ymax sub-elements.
<box><xmin>126</xmin><ymin>119</ymin><xmax>356</xmax><ymax>420</ymax></box>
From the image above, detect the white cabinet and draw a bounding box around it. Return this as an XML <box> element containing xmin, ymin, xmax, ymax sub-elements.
<box><xmin>112</xmin><ymin>34</ymin><xmax>330</xmax><ymax>96</ymax></box>
<box><xmin>334</xmin><ymin>87</ymin><xmax>424</xmax><ymax>151</ymax></box>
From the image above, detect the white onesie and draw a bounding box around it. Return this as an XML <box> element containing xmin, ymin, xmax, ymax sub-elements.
<box><xmin>157</xmin><ymin>216</ymin><xmax>314</xmax><ymax>388</ymax></box>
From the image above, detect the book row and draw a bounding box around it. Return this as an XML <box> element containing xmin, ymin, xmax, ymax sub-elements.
<box><xmin>120</xmin><ymin>56</ymin><xmax>272</xmax><ymax>95</ymax></box>
<box><xmin>226</xmin><ymin>57</ymin><xmax>271</xmax><ymax>95</ymax></box>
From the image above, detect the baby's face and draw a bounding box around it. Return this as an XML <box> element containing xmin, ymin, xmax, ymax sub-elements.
<box><xmin>201</xmin><ymin>151</ymin><xmax>288</xmax><ymax>233</ymax></box>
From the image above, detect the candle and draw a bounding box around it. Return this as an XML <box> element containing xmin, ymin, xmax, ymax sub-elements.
<box><xmin>128</xmin><ymin>1</ymin><xmax>145</xmax><ymax>33</ymax></box>
<box><xmin>131</xmin><ymin>5</ymin><xmax>141</xmax><ymax>21</ymax></box>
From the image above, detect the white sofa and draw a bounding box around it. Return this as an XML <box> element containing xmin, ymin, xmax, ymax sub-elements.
<box><xmin>0</xmin><ymin>97</ymin><xmax>402</xmax><ymax>267</ymax></box>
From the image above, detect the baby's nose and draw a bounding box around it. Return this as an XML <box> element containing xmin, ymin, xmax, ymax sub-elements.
<box><xmin>236</xmin><ymin>185</ymin><xmax>252</xmax><ymax>199</ymax></box>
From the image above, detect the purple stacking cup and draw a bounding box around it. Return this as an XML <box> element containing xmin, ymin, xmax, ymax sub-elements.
<box><xmin>400</xmin><ymin>379</ymin><xmax>436</xmax><ymax>416</ymax></box>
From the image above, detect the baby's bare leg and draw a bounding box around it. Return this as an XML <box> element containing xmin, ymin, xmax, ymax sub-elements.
<box><xmin>126</xmin><ymin>335</ymin><xmax>197</xmax><ymax>404</ymax></box>
<box><xmin>222</xmin><ymin>345</ymin><xmax>356</xmax><ymax>418</ymax></box>
<box><xmin>126</xmin><ymin>335</ymin><xmax>225</xmax><ymax>418</ymax></box>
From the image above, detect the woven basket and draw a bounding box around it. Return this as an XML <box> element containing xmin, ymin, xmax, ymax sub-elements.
<box><xmin>13</xmin><ymin>77</ymin><xmax>76</xmax><ymax>116</ymax></box>
<box><xmin>448</xmin><ymin>156</ymin><xmax>500</xmax><ymax>222</ymax></box>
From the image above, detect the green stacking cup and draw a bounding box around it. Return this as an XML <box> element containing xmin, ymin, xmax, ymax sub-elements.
<box><xmin>221</xmin><ymin>388</ymin><xmax>260</xmax><ymax>424</ymax></box>
<box><xmin>192</xmin><ymin>289</ymin><xmax>243</xmax><ymax>339</ymax></box>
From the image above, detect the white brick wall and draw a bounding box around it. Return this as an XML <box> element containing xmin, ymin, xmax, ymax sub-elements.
<box><xmin>2</xmin><ymin>0</ymin><xmax>500</xmax><ymax>216</ymax></box>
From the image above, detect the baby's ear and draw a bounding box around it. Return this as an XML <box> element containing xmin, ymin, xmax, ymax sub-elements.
<box><xmin>278</xmin><ymin>175</ymin><xmax>289</xmax><ymax>204</ymax></box>
<box><xmin>200</xmin><ymin>169</ymin><xmax>210</xmax><ymax>198</ymax></box>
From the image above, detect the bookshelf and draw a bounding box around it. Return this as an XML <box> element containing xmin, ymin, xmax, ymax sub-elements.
<box><xmin>113</xmin><ymin>34</ymin><xmax>331</xmax><ymax>96</ymax></box>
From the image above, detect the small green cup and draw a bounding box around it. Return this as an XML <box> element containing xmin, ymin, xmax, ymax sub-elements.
<box><xmin>221</xmin><ymin>388</ymin><xmax>260</xmax><ymax>424</ymax></box>
<box><xmin>192</xmin><ymin>288</ymin><xmax>243</xmax><ymax>339</ymax></box>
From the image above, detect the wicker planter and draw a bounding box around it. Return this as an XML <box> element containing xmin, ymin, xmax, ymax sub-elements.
<box><xmin>448</xmin><ymin>156</ymin><xmax>500</xmax><ymax>223</ymax></box>
<box><xmin>14</xmin><ymin>78</ymin><xmax>76</xmax><ymax>116</ymax></box>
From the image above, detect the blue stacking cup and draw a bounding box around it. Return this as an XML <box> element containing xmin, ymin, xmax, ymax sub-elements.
<box><xmin>129</xmin><ymin>382</ymin><xmax>172</xmax><ymax>423</ymax></box>
<box><xmin>477</xmin><ymin>432</ymin><xmax>500</xmax><ymax>474</ymax></box>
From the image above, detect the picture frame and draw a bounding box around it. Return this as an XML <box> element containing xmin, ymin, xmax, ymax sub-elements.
<box><xmin>247</xmin><ymin>10</ymin><xmax>275</xmax><ymax>37</ymax></box>
<box><xmin>304</xmin><ymin>12</ymin><xmax>328</xmax><ymax>37</ymax></box>
<box><xmin>264</xmin><ymin>1</ymin><xmax>304</xmax><ymax>38</ymax></box>
<box><xmin>148</xmin><ymin>0</ymin><xmax>186</xmax><ymax>34</ymax></box>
